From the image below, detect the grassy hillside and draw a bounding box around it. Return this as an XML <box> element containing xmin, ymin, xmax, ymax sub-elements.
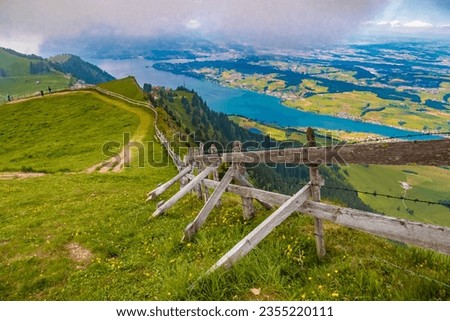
<box><xmin>0</xmin><ymin>48</ymin><xmax>115</xmax><ymax>101</ymax></box>
<box><xmin>0</xmin><ymin>82</ymin><xmax>449</xmax><ymax>301</ymax></box>
<box><xmin>0</xmin><ymin>47</ymin><xmax>43</xmax><ymax>76</ymax></box>
<box><xmin>344</xmin><ymin>165</ymin><xmax>450</xmax><ymax>227</ymax></box>
<box><xmin>1</xmin><ymin>168</ymin><xmax>449</xmax><ymax>300</ymax></box>
<box><xmin>0</xmin><ymin>48</ymin><xmax>72</xmax><ymax>100</ymax></box>
<box><xmin>0</xmin><ymin>91</ymin><xmax>146</xmax><ymax>172</ymax></box>
<box><xmin>98</xmin><ymin>76</ymin><xmax>145</xmax><ymax>102</ymax></box>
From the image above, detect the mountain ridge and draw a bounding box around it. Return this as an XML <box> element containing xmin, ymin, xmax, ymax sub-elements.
<box><xmin>0</xmin><ymin>47</ymin><xmax>114</xmax><ymax>99</ymax></box>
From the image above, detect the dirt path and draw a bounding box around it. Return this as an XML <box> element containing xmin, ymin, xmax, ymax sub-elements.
<box><xmin>84</xmin><ymin>92</ymin><xmax>154</xmax><ymax>173</ymax></box>
<box><xmin>5</xmin><ymin>90</ymin><xmax>79</xmax><ymax>105</ymax></box>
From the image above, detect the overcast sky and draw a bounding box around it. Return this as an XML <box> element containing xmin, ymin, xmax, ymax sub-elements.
<box><xmin>1</xmin><ymin>0</ymin><xmax>449</xmax><ymax>54</ymax></box>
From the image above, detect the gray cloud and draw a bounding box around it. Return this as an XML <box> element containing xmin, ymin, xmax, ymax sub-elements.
<box><xmin>0</xmin><ymin>0</ymin><xmax>397</xmax><ymax>52</ymax></box>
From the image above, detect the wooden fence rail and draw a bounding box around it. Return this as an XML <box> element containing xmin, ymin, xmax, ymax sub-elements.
<box><xmin>190</xmin><ymin>177</ymin><xmax>450</xmax><ymax>257</ymax></box>
<box><xmin>189</xmin><ymin>139</ymin><xmax>450</xmax><ymax>166</ymax></box>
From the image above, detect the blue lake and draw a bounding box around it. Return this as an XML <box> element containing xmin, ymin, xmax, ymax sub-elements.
<box><xmin>91</xmin><ymin>58</ymin><xmax>438</xmax><ymax>140</ymax></box>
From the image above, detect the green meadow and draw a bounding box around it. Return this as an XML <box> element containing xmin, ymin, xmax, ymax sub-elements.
<box><xmin>0</xmin><ymin>79</ymin><xmax>449</xmax><ymax>300</ymax></box>
<box><xmin>0</xmin><ymin>91</ymin><xmax>142</xmax><ymax>172</ymax></box>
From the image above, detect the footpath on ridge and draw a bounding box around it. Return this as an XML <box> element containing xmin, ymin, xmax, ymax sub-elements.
<box><xmin>1</xmin><ymin>85</ymin><xmax>178</xmax><ymax>176</ymax></box>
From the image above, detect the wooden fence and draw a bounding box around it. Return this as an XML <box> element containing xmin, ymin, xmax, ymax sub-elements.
<box><xmin>148</xmin><ymin>128</ymin><xmax>450</xmax><ymax>274</ymax></box>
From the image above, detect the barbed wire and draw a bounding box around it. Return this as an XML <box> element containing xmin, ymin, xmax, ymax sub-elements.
<box><xmin>321</xmin><ymin>185</ymin><xmax>450</xmax><ymax>207</ymax></box>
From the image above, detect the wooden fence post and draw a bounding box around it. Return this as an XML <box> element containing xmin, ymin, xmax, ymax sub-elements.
<box><xmin>180</xmin><ymin>149</ymin><xmax>194</xmax><ymax>189</ymax></box>
<box><xmin>307</xmin><ymin>127</ymin><xmax>326</xmax><ymax>258</ymax></box>
<box><xmin>210</xmin><ymin>144</ymin><xmax>222</xmax><ymax>208</ymax></box>
<box><xmin>193</xmin><ymin>146</ymin><xmax>204</xmax><ymax>200</ymax></box>
<box><xmin>198</xmin><ymin>143</ymin><xmax>210</xmax><ymax>202</ymax></box>
<box><xmin>232</xmin><ymin>141</ymin><xmax>255</xmax><ymax>220</ymax></box>
<box><xmin>200</xmin><ymin>163</ymin><xmax>210</xmax><ymax>202</ymax></box>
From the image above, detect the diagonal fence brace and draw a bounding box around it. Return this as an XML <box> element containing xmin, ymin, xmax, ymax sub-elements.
<box><xmin>151</xmin><ymin>166</ymin><xmax>217</xmax><ymax>218</ymax></box>
<box><xmin>207</xmin><ymin>183</ymin><xmax>311</xmax><ymax>273</ymax></box>
<box><xmin>182</xmin><ymin>167</ymin><xmax>235</xmax><ymax>242</ymax></box>
<box><xmin>146</xmin><ymin>165</ymin><xmax>192</xmax><ymax>201</ymax></box>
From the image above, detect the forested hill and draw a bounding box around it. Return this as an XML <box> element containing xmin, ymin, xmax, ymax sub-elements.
<box><xmin>147</xmin><ymin>84</ymin><xmax>263</xmax><ymax>148</ymax></box>
<box><xmin>48</xmin><ymin>54</ymin><xmax>114</xmax><ymax>84</ymax></box>
<box><xmin>145</xmin><ymin>84</ymin><xmax>372</xmax><ymax>212</ymax></box>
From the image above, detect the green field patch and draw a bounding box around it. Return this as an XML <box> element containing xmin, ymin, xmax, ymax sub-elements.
<box><xmin>98</xmin><ymin>76</ymin><xmax>145</xmax><ymax>101</ymax></box>
<box><xmin>229</xmin><ymin>116</ymin><xmax>288</xmax><ymax>141</ymax></box>
<box><xmin>0</xmin><ymin>74</ymin><xmax>72</xmax><ymax>100</ymax></box>
<box><xmin>344</xmin><ymin>165</ymin><xmax>450</xmax><ymax>227</ymax></box>
<box><xmin>417</xmin><ymin>82</ymin><xmax>450</xmax><ymax>103</ymax></box>
<box><xmin>298</xmin><ymin>79</ymin><xmax>328</xmax><ymax>94</ymax></box>
<box><xmin>284</xmin><ymin>90</ymin><xmax>450</xmax><ymax>132</ymax></box>
<box><xmin>229</xmin><ymin>115</ymin><xmax>387</xmax><ymax>144</ymax></box>
<box><xmin>360</xmin><ymin>106</ymin><xmax>386</xmax><ymax>117</ymax></box>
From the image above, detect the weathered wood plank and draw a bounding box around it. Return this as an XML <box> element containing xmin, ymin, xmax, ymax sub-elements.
<box><xmin>241</xmin><ymin>197</ymin><xmax>255</xmax><ymax>221</ymax></box>
<box><xmin>299</xmin><ymin>201</ymin><xmax>450</xmax><ymax>256</ymax></box>
<box><xmin>152</xmin><ymin>166</ymin><xmax>217</xmax><ymax>217</ymax></box>
<box><xmin>199</xmin><ymin>177</ymin><xmax>290</xmax><ymax>205</ymax></box>
<box><xmin>212</xmin><ymin>168</ymin><xmax>222</xmax><ymax>207</ymax></box>
<box><xmin>233</xmin><ymin>171</ymin><xmax>273</xmax><ymax>210</ymax></box>
<box><xmin>197</xmin><ymin>179</ymin><xmax>450</xmax><ymax>255</ymax></box>
<box><xmin>155</xmin><ymin>128</ymin><xmax>183</xmax><ymax>170</ymax></box>
<box><xmin>146</xmin><ymin>165</ymin><xmax>192</xmax><ymax>201</ymax></box>
<box><xmin>191</xmin><ymin>139</ymin><xmax>450</xmax><ymax>166</ymax></box>
<box><xmin>232</xmin><ymin>143</ymin><xmax>256</xmax><ymax>220</ymax></box>
<box><xmin>198</xmin><ymin>160</ymin><xmax>210</xmax><ymax>202</ymax></box>
<box><xmin>208</xmin><ymin>183</ymin><xmax>311</xmax><ymax>272</ymax></box>
<box><xmin>195</xmin><ymin>177</ymin><xmax>204</xmax><ymax>200</ymax></box>
<box><xmin>307</xmin><ymin>127</ymin><xmax>326</xmax><ymax>258</ymax></box>
<box><xmin>182</xmin><ymin>167</ymin><xmax>235</xmax><ymax>242</ymax></box>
